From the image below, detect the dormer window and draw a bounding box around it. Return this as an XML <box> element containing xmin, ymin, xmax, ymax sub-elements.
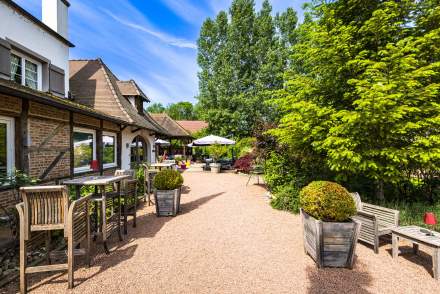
<box><xmin>10</xmin><ymin>52</ymin><xmax>41</xmax><ymax>90</ymax></box>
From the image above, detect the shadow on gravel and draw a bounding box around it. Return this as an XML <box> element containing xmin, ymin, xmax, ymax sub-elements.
<box><xmin>385</xmin><ymin>246</ymin><xmax>433</xmax><ymax>277</ymax></box>
<box><xmin>306</xmin><ymin>261</ymin><xmax>372</xmax><ymax>294</ymax></box>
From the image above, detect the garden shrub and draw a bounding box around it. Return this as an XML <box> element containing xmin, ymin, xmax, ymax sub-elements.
<box><xmin>153</xmin><ymin>169</ymin><xmax>184</xmax><ymax>190</ymax></box>
<box><xmin>233</xmin><ymin>153</ymin><xmax>254</xmax><ymax>173</ymax></box>
<box><xmin>270</xmin><ymin>184</ymin><xmax>300</xmax><ymax>213</ymax></box>
<box><xmin>300</xmin><ymin>181</ymin><xmax>356</xmax><ymax>222</ymax></box>
<box><xmin>235</xmin><ymin>137</ymin><xmax>256</xmax><ymax>157</ymax></box>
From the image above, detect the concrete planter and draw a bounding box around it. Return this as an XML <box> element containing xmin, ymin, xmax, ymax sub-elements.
<box><xmin>210</xmin><ymin>163</ymin><xmax>221</xmax><ymax>173</ymax></box>
<box><xmin>301</xmin><ymin>209</ymin><xmax>361</xmax><ymax>268</ymax></box>
<box><xmin>154</xmin><ymin>187</ymin><xmax>181</xmax><ymax>217</ymax></box>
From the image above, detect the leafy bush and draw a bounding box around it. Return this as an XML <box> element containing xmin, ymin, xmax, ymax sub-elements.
<box><xmin>270</xmin><ymin>184</ymin><xmax>300</xmax><ymax>213</ymax></box>
<box><xmin>208</xmin><ymin>143</ymin><xmax>228</xmax><ymax>162</ymax></box>
<box><xmin>153</xmin><ymin>169</ymin><xmax>184</xmax><ymax>190</ymax></box>
<box><xmin>233</xmin><ymin>153</ymin><xmax>254</xmax><ymax>173</ymax></box>
<box><xmin>300</xmin><ymin>181</ymin><xmax>356</xmax><ymax>222</ymax></box>
<box><xmin>235</xmin><ymin>137</ymin><xmax>256</xmax><ymax>157</ymax></box>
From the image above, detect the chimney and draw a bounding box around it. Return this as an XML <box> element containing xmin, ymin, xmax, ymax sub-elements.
<box><xmin>42</xmin><ymin>0</ymin><xmax>69</xmax><ymax>39</ymax></box>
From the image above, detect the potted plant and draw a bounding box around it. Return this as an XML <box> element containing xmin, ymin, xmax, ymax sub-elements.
<box><xmin>208</xmin><ymin>143</ymin><xmax>227</xmax><ymax>173</ymax></box>
<box><xmin>153</xmin><ymin>170</ymin><xmax>184</xmax><ymax>216</ymax></box>
<box><xmin>300</xmin><ymin>181</ymin><xmax>360</xmax><ymax>268</ymax></box>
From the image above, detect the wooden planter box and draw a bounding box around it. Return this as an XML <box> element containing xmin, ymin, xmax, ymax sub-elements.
<box><xmin>210</xmin><ymin>163</ymin><xmax>221</xmax><ymax>173</ymax></box>
<box><xmin>154</xmin><ymin>187</ymin><xmax>181</xmax><ymax>217</ymax></box>
<box><xmin>301</xmin><ymin>209</ymin><xmax>361</xmax><ymax>268</ymax></box>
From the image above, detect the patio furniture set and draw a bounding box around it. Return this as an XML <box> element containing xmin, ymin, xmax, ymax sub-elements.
<box><xmin>351</xmin><ymin>193</ymin><xmax>440</xmax><ymax>280</ymax></box>
<box><xmin>15</xmin><ymin>163</ymin><xmax>176</xmax><ymax>293</ymax></box>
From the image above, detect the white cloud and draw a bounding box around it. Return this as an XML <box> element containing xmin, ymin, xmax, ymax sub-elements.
<box><xmin>103</xmin><ymin>10</ymin><xmax>197</xmax><ymax>49</ymax></box>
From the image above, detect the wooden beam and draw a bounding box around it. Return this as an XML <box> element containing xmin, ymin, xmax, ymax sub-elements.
<box><xmin>39</xmin><ymin>151</ymin><xmax>66</xmax><ymax>180</ymax></box>
<box><xmin>117</xmin><ymin>131</ymin><xmax>122</xmax><ymax>168</ymax></box>
<box><xmin>69</xmin><ymin>112</ymin><xmax>74</xmax><ymax>178</ymax></box>
<box><xmin>20</xmin><ymin>100</ymin><xmax>29</xmax><ymax>174</ymax></box>
<box><xmin>96</xmin><ymin>129</ymin><xmax>103</xmax><ymax>175</ymax></box>
<box><xmin>131</xmin><ymin>127</ymin><xmax>141</xmax><ymax>133</ymax></box>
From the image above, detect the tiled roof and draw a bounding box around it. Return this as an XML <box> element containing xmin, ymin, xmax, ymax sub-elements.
<box><xmin>176</xmin><ymin>120</ymin><xmax>208</xmax><ymax>134</ymax></box>
<box><xmin>69</xmin><ymin>59</ymin><xmax>167</xmax><ymax>134</ymax></box>
<box><xmin>116</xmin><ymin>80</ymin><xmax>149</xmax><ymax>101</ymax></box>
<box><xmin>0</xmin><ymin>77</ymin><xmax>126</xmax><ymax>124</ymax></box>
<box><xmin>150</xmin><ymin>113</ymin><xmax>192</xmax><ymax>138</ymax></box>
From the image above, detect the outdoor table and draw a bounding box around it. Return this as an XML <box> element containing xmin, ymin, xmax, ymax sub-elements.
<box><xmin>63</xmin><ymin>175</ymin><xmax>130</xmax><ymax>254</ymax></box>
<box><xmin>151</xmin><ymin>162</ymin><xmax>176</xmax><ymax>171</ymax></box>
<box><xmin>392</xmin><ymin>225</ymin><xmax>440</xmax><ymax>279</ymax></box>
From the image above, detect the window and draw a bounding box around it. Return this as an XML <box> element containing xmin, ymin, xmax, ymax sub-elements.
<box><xmin>10</xmin><ymin>52</ymin><xmax>41</xmax><ymax>90</ymax></box>
<box><xmin>25</xmin><ymin>60</ymin><xmax>38</xmax><ymax>89</ymax></box>
<box><xmin>130</xmin><ymin>135</ymin><xmax>147</xmax><ymax>165</ymax></box>
<box><xmin>10</xmin><ymin>54</ymin><xmax>22</xmax><ymax>84</ymax></box>
<box><xmin>0</xmin><ymin>116</ymin><xmax>14</xmax><ymax>183</ymax></box>
<box><xmin>73</xmin><ymin>128</ymin><xmax>96</xmax><ymax>173</ymax></box>
<box><xmin>103</xmin><ymin>132</ymin><xmax>117</xmax><ymax>168</ymax></box>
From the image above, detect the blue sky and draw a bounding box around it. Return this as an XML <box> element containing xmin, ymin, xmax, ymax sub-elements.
<box><xmin>14</xmin><ymin>0</ymin><xmax>306</xmax><ymax>105</ymax></box>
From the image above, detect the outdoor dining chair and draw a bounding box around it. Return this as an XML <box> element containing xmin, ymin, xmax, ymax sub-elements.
<box><xmin>16</xmin><ymin>186</ymin><xmax>91</xmax><ymax>293</ymax></box>
<box><xmin>114</xmin><ymin>170</ymin><xmax>138</xmax><ymax>234</ymax></box>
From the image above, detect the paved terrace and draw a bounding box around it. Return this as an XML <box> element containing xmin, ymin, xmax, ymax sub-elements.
<box><xmin>3</xmin><ymin>173</ymin><xmax>439</xmax><ymax>293</ymax></box>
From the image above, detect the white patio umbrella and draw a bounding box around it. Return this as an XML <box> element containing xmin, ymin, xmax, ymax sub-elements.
<box><xmin>155</xmin><ymin>139</ymin><xmax>171</xmax><ymax>146</ymax></box>
<box><xmin>192</xmin><ymin>135</ymin><xmax>236</xmax><ymax>146</ymax></box>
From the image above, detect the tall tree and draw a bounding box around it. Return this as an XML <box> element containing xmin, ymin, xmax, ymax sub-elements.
<box><xmin>197</xmin><ymin>0</ymin><xmax>298</xmax><ymax>138</ymax></box>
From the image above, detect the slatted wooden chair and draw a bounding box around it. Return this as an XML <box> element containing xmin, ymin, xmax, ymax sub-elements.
<box><xmin>142</xmin><ymin>164</ymin><xmax>158</xmax><ymax>206</ymax></box>
<box><xmin>16</xmin><ymin>186</ymin><xmax>91</xmax><ymax>293</ymax></box>
<box><xmin>350</xmin><ymin>192</ymin><xmax>400</xmax><ymax>253</ymax></box>
<box><xmin>114</xmin><ymin>170</ymin><xmax>138</xmax><ymax>234</ymax></box>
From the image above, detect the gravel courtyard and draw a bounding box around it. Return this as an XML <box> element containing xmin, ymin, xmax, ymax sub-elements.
<box><xmin>3</xmin><ymin>172</ymin><xmax>440</xmax><ymax>293</ymax></box>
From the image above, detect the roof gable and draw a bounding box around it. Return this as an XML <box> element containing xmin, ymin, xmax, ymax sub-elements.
<box><xmin>69</xmin><ymin>59</ymin><xmax>166</xmax><ymax>134</ymax></box>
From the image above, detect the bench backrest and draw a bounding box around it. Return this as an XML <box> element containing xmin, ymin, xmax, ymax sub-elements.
<box><xmin>351</xmin><ymin>192</ymin><xmax>363</xmax><ymax>211</ymax></box>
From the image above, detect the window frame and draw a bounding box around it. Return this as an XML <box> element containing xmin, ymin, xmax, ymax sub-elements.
<box><xmin>0</xmin><ymin>115</ymin><xmax>15</xmax><ymax>178</ymax></box>
<box><xmin>73</xmin><ymin>127</ymin><xmax>96</xmax><ymax>174</ymax></box>
<box><xmin>102</xmin><ymin>131</ymin><xmax>117</xmax><ymax>169</ymax></box>
<box><xmin>10</xmin><ymin>50</ymin><xmax>42</xmax><ymax>91</ymax></box>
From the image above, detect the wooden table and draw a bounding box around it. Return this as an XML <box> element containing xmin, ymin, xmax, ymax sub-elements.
<box><xmin>63</xmin><ymin>175</ymin><xmax>130</xmax><ymax>254</ymax></box>
<box><xmin>392</xmin><ymin>225</ymin><xmax>440</xmax><ymax>279</ymax></box>
<box><xmin>150</xmin><ymin>163</ymin><xmax>176</xmax><ymax>171</ymax></box>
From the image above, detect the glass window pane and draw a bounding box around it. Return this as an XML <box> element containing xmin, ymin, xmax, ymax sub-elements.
<box><xmin>103</xmin><ymin>135</ymin><xmax>115</xmax><ymax>165</ymax></box>
<box><xmin>25</xmin><ymin>60</ymin><xmax>38</xmax><ymax>89</ymax></box>
<box><xmin>74</xmin><ymin>132</ymin><xmax>93</xmax><ymax>169</ymax></box>
<box><xmin>10</xmin><ymin>54</ymin><xmax>22</xmax><ymax>84</ymax></box>
<box><xmin>0</xmin><ymin>123</ymin><xmax>7</xmax><ymax>180</ymax></box>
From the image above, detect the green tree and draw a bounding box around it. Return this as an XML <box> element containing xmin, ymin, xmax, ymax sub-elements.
<box><xmin>166</xmin><ymin>101</ymin><xmax>197</xmax><ymax>120</ymax></box>
<box><xmin>197</xmin><ymin>0</ymin><xmax>298</xmax><ymax>138</ymax></box>
<box><xmin>146</xmin><ymin>102</ymin><xmax>165</xmax><ymax>113</ymax></box>
<box><xmin>270</xmin><ymin>0</ymin><xmax>440</xmax><ymax>201</ymax></box>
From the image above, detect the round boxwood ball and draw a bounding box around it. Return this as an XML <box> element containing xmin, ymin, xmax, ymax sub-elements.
<box><xmin>153</xmin><ymin>169</ymin><xmax>184</xmax><ymax>190</ymax></box>
<box><xmin>300</xmin><ymin>181</ymin><xmax>356</xmax><ymax>222</ymax></box>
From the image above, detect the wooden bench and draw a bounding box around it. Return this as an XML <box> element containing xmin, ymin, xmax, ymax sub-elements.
<box><xmin>351</xmin><ymin>192</ymin><xmax>399</xmax><ymax>253</ymax></box>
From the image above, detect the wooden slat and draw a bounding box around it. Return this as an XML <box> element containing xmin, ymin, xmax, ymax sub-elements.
<box><xmin>25</xmin><ymin>263</ymin><xmax>68</xmax><ymax>274</ymax></box>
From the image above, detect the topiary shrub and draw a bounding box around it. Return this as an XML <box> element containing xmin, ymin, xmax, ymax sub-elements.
<box><xmin>153</xmin><ymin>169</ymin><xmax>184</xmax><ymax>190</ymax></box>
<box><xmin>300</xmin><ymin>181</ymin><xmax>356</xmax><ymax>222</ymax></box>
<box><xmin>270</xmin><ymin>184</ymin><xmax>300</xmax><ymax>213</ymax></box>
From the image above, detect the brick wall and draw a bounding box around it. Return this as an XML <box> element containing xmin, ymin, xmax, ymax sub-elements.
<box><xmin>103</xmin><ymin>120</ymin><xmax>120</xmax><ymax>132</ymax></box>
<box><xmin>0</xmin><ymin>94</ymin><xmax>21</xmax><ymax>115</ymax></box>
<box><xmin>28</xmin><ymin>103</ymin><xmax>71</xmax><ymax>181</ymax></box>
<box><xmin>74</xmin><ymin>113</ymin><xmax>100</xmax><ymax>128</ymax></box>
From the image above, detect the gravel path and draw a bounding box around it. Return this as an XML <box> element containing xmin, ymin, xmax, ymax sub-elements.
<box><xmin>2</xmin><ymin>172</ymin><xmax>439</xmax><ymax>293</ymax></box>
